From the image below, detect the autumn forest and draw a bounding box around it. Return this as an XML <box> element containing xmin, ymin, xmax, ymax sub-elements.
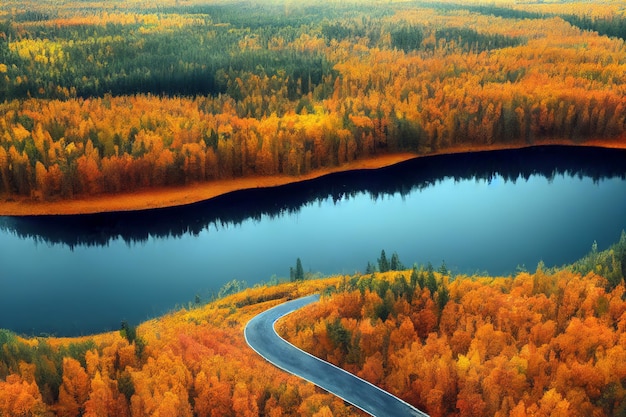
<box><xmin>2</xmin><ymin>0</ymin><xmax>626</xmax><ymax>416</ymax></box>
<box><xmin>1</xmin><ymin>236</ymin><xmax>626</xmax><ymax>416</ymax></box>
<box><xmin>1</xmin><ymin>0</ymin><xmax>626</xmax><ymax>205</ymax></box>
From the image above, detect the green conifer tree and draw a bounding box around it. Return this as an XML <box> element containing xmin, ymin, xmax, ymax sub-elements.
<box><xmin>378</xmin><ymin>250</ymin><xmax>390</xmax><ymax>272</ymax></box>
<box><xmin>390</xmin><ymin>252</ymin><xmax>403</xmax><ymax>270</ymax></box>
<box><xmin>293</xmin><ymin>257</ymin><xmax>304</xmax><ymax>281</ymax></box>
<box><xmin>426</xmin><ymin>262</ymin><xmax>437</xmax><ymax>296</ymax></box>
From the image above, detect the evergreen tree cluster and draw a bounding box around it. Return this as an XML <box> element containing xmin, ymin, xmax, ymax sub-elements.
<box><xmin>0</xmin><ymin>18</ymin><xmax>335</xmax><ymax>101</ymax></box>
<box><xmin>365</xmin><ymin>250</ymin><xmax>405</xmax><ymax>274</ymax></box>
<box><xmin>290</xmin><ymin>257</ymin><xmax>305</xmax><ymax>281</ymax></box>
<box><xmin>361</xmin><ymin>251</ymin><xmax>450</xmax><ymax>318</ymax></box>
<box><xmin>390</xmin><ymin>25</ymin><xmax>524</xmax><ymax>54</ymax></box>
<box><xmin>571</xmin><ymin>231</ymin><xmax>626</xmax><ymax>290</ymax></box>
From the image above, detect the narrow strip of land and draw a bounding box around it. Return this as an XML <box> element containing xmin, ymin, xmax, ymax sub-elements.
<box><xmin>0</xmin><ymin>153</ymin><xmax>415</xmax><ymax>216</ymax></box>
<box><xmin>1</xmin><ymin>140</ymin><xmax>624</xmax><ymax>216</ymax></box>
<box><xmin>244</xmin><ymin>294</ymin><xmax>429</xmax><ymax>417</ymax></box>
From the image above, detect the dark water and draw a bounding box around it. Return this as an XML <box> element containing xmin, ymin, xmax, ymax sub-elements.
<box><xmin>1</xmin><ymin>146</ymin><xmax>626</xmax><ymax>336</ymax></box>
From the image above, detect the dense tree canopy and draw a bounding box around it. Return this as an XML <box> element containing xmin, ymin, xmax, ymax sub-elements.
<box><xmin>0</xmin><ymin>279</ymin><xmax>363</xmax><ymax>417</ymax></box>
<box><xmin>280</xmin><ymin>266</ymin><xmax>626</xmax><ymax>416</ymax></box>
<box><xmin>2</xmin><ymin>2</ymin><xmax>626</xmax><ymax>415</ymax></box>
<box><xmin>0</xmin><ymin>0</ymin><xmax>625</xmax><ymax>201</ymax></box>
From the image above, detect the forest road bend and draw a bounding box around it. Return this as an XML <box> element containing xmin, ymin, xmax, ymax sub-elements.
<box><xmin>244</xmin><ymin>294</ymin><xmax>429</xmax><ymax>417</ymax></box>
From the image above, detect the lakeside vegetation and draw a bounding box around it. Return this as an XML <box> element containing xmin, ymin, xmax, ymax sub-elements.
<box><xmin>2</xmin><ymin>0</ymin><xmax>626</xmax><ymax>416</ymax></box>
<box><xmin>280</xmin><ymin>237</ymin><xmax>626</xmax><ymax>417</ymax></box>
<box><xmin>1</xmin><ymin>0</ymin><xmax>626</xmax><ymax>210</ymax></box>
<box><xmin>0</xmin><ymin>278</ymin><xmax>360</xmax><ymax>417</ymax></box>
<box><xmin>1</xmin><ymin>236</ymin><xmax>625</xmax><ymax>416</ymax></box>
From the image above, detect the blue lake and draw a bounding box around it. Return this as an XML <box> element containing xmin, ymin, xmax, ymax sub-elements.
<box><xmin>1</xmin><ymin>146</ymin><xmax>626</xmax><ymax>336</ymax></box>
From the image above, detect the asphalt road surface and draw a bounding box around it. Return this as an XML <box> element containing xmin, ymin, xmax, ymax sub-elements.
<box><xmin>244</xmin><ymin>294</ymin><xmax>429</xmax><ymax>417</ymax></box>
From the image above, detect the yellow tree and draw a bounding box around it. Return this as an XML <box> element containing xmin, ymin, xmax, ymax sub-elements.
<box><xmin>193</xmin><ymin>370</ymin><xmax>232</xmax><ymax>417</ymax></box>
<box><xmin>57</xmin><ymin>358</ymin><xmax>90</xmax><ymax>417</ymax></box>
<box><xmin>0</xmin><ymin>146</ymin><xmax>10</xmax><ymax>193</ymax></box>
<box><xmin>0</xmin><ymin>374</ymin><xmax>47</xmax><ymax>417</ymax></box>
<box><xmin>232</xmin><ymin>382</ymin><xmax>258</xmax><ymax>417</ymax></box>
<box><xmin>83</xmin><ymin>371</ymin><xmax>113</xmax><ymax>417</ymax></box>
<box><xmin>130</xmin><ymin>352</ymin><xmax>192</xmax><ymax>417</ymax></box>
<box><xmin>35</xmin><ymin>161</ymin><xmax>48</xmax><ymax>198</ymax></box>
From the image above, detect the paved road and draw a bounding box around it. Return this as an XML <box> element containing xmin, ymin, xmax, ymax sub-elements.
<box><xmin>244</xmin><ymin>294</ymin><xmax>429</xmax><ymax>417</ymax></box>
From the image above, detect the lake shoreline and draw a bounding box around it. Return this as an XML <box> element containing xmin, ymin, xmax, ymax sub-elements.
<box><xmin>1</xmin><ymin>139</ymin><xmax>625</xmax><ymax>216</ymax></box>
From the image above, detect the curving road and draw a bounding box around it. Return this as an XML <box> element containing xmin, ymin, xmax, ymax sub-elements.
<box><xmin>244</xmin><ymin>294</ymin><xmax>429</xmax><ymax>417</ymax></box>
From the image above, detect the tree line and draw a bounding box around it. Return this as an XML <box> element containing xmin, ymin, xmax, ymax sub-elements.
<box><xmin>281</xmin><ymin>264</ymin><xmax>626</xmax><ymax>416</ymax></box>
<box><xmin>1</xmin><ymin>0</ymin><xmax>625</xmax><ymax>201</ymax></box>
<box><xmin>422</xmin><ymin>2</ymin><xmax>626</xmax><ymax>41</ymax></box>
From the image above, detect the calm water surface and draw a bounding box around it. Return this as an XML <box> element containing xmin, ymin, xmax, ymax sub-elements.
<box><xmin>1</xmin><ymin>146</ymin><xmax>625</xmax><ymax>336</ymax></box>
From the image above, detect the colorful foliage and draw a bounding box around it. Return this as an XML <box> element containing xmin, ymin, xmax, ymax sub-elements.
<box><xmin>280</xmin><ymin>268</ymin><xmax>626</xmax><ymax>416</ymax></box>
<box><xmin>0</xmin><ymin>0</ymin><xmax>625</xmax><ymax>202</ymax></box>
<box><xmin>0</xmin><ymin>279</ymin><xmax>362</xmax><ymax>417</ymax></box>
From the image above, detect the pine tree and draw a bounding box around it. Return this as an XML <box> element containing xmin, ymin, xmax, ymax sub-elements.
<box><xmin>292</xmin><ymin>258</ymin><xmax>304</xmax><ymax>281</ymax></box>
<box><xmin>426</xmin><ymin>262</ymin><xmax>437</xmax><ymax>296</ymax></box>
<box><xmin>437</xmin><ymin>282</ymin><xmax>449</xmax><ymax>313</ymax></box>
<box><xmin>378</xmin><ymin>250</ymin><xmax>389</xmax><ymax>272</ymax></box>
<box><xmin>410</xmin><ymin>265</ymin><xmax>420</xmax><ymax>290</ymax></box>
<box><xmin>120</xmin><ymin>321</ymin><xmax>136</xmax><ymax>344</ymax></box>
<box><xmin>390</xmin><ymin>252</ymin><xmax>403</xmax><ymax>270</ymax></box>
<box><xmin>438</xmin><ymin>260</ymin><xmax>449</xmax><ymax>276</ymax></box>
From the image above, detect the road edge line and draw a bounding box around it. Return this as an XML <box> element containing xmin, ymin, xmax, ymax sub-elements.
<box><xmin>244</xmin><ymin>294</ymin><xmax>429</xmax><ymax>417</ymax></box>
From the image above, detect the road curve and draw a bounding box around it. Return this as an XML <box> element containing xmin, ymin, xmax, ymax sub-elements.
<box><xmin>244</xmin><ymin>294</ymin><xmax>429</xmax><ymax>417</ymax></box>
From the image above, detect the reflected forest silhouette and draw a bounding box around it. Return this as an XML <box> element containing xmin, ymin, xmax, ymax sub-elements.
<box><xmin>2</xmin><ymin>145</ymin><xmax>626</xmax><ymax>248</ymax></box>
